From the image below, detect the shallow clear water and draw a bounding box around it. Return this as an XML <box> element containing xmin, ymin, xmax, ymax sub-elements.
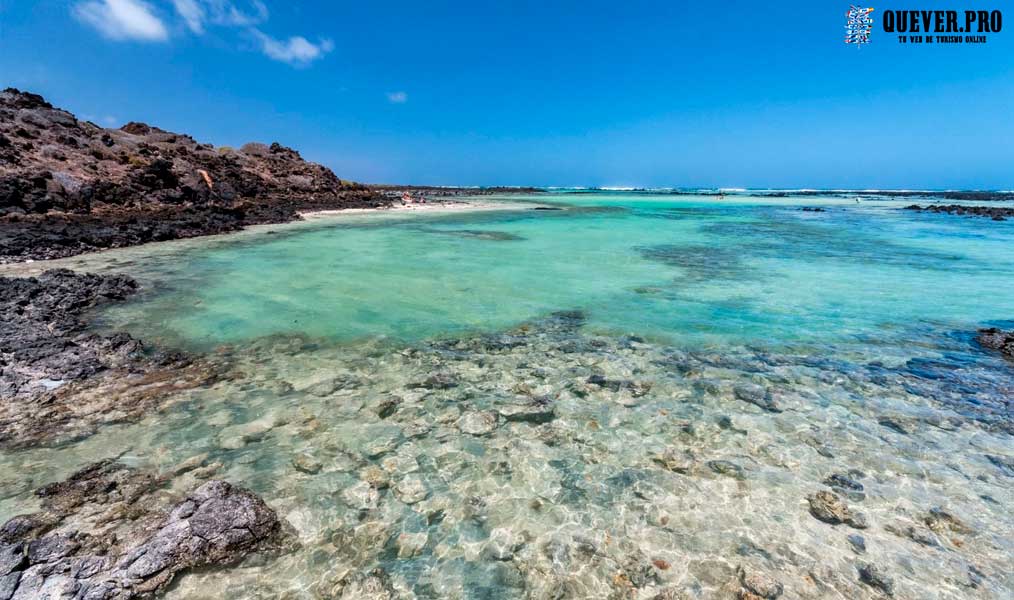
<box><xmin>2</xmin><ymin>192</ymin><xmax>1013</xmax><ymax>599</ymax></box>
<box><xmin>90</xmin><ymin>194</ymin><xmax>1014</xmax><ymax>350</ymax></box>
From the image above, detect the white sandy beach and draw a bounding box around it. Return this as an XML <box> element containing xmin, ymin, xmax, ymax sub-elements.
<box><xmin>299</xmin><ymin>198</ymin><xmax>545</xmax><ymax>219</ymax></box>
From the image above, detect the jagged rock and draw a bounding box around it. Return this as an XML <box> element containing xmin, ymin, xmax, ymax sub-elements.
<box><xmin>0</xmin><ymin>461</ymin><xmax>284</xmax><ymax>599</ymax></box>
<box><xmin>976</xmin><ymin>327</ymin><xmax>1014</xmax><ymax>360</ymax></box>
<box><xmin>0</xmin><ymin>270</ymin><xmax>213</xmax><ymax>448</ymax></box>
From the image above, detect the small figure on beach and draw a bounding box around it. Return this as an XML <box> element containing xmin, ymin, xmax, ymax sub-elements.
<box><xmin>400</xmin><ymin>191</ymin><xmax>428</xmax><ymax>205</ymax></box>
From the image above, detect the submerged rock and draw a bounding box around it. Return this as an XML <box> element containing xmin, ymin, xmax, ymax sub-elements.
<box><xmin>708</xmin><ymin>460</ymin><xmax>745</xmax><ymax>480</ymax></box>
<box><xmin>292</xmin><ymin>453</ymin><xmax>323</xmax><ymax>474</ymax></box>
<box><xmin>733</xmin><ymin>384</ymin><xmax>782</xmax><ymax>412</ymax></box>
<box><xmin>423</xmin><ymin>228</ymin><xmax>525</xmax><ymax>242</ymax></box>
<box><xmin>359</xmin><ymin>465</ymin><xmax>390</xmax><ymax>489</ymax></box>
<box><xmin>456</xmin><ymin>411</ymin><xmax>499</xmax><ymax>436</ymax></box>
<box><xmin>342</xmin><ymin>481</ymin><xmax>381</xmax><ymax>510</ymax></box>
<box><xmin>409</xmin><ymin>372</ymin><xmax>458</xmax><ymax>390</ymax></box>
<box><xmin>483</xmin><ymin>528</ymin><xmax>525</xmax><ymax>561</ymax></box>
<box><xmin>496</xmin><ymin>396</ymin><xmax>556</xmax><ymax>424</ymax></box>
<box><xmin>924</xmin><ymin>507</ymin><xmax>972</xmax><ymax>535</ymax></box>
<box><xmin>0</xmin><ymin>461</ymin><xmax>284</xmax><ymax>599</ymax></box>
<box><xmin>857</xmin><ymin>562</ymin><xmax>895</xmax><ymax>596</ymax></box>
<box><xmin>371</xmin><ymin>395</ymin><xmax>402</xmax><ymax>419</ymax></box>
<box><xmin>738</xmin><ymin>565</ymin><xmax>783</xmax><ymax>598</ymax></box>
<box><xmin>823</xmin><ymin>473</ymin><xmax>864</xmax><ymax>492</ymax></box>
<box><xmin>823</xmin><ymin>472</ymin><xmax>866</xmax><ymax>501</ymax></box>
<box><xmin>393</xmin><ymin>476</ymin><xmax>428</xmax><ymax>504</ymax></box>
<box><xmin>586</xmin><ymin>375</ymin><xmax>652</xmax><ymax>397</ymax></box>
<box><xmin>807</xmin><ymin>491</ymin><xmax>868</xmax><ymax>529</ymax></box>
<box><xmin>652</xmin><ymin>449</ymin><xmax>696</xmax><ymax>474</ymax></box>
<box><xmin>328</xmin><ymin>567</ymin><xmax>396</xmax><ymax>600</ymax></box>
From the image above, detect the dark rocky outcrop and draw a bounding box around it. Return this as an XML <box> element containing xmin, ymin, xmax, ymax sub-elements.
<box><xmin>904</xmin><ymin>204</ymin><xmax>1014</xmax><ymax>221</ymax></box>
<box><xmin>0</xmin><ymin>269</ymin><xmax>215</xmax><ymax>448</ymax></box>
<box><xmin>0</xmin><ymin>460</ymin><xmax>286</xmax><ymax>599</ymax></box>
<box><xmin>976</xmin><ymin>327</ymin><xmax>1014</xmax><ymax>360</ymax></box>
<box><xmin>0</xmin><ymin>88</ymin><xmax>391</xmax><ymax>262</ymax></box>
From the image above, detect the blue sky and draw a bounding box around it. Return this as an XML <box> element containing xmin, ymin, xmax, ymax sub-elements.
<box><xmin>1</xmin><ymin>1</ymin><xmax>1012</xmax><ymax>188</ymax></box>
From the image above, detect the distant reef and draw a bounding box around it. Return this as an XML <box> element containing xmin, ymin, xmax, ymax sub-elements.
<box><xmin>903</xmin><ymin>204</ymin><xmax>1014</xmax><ymax>221</ymax></box>
<box><xmin>0</xmin><ymin>88</ymin><xmax>394</xmax><ymax>262</ymax></box>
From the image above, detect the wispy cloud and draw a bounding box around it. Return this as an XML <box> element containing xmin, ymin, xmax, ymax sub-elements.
<box><xmin>171</xmin><ymin>0</ymin><xmax>268</xmax><ymax>34</ymax></box>
<box><xmin>386</xmin><ymin>91</ymin><xmax>408</xmax><ymax>104</ymax></box>
<box><xmin>73</xmin><ymin>0</ymin><xmax>169</xmax><ymax>42</ymax></box>
<box><xmin>251</xmin><ymin>30</ymin><xmax>333</xmax><ymax>66</ymax></box>
<box><xmin>170</xmin><ymin>0</ymin><xmax>205</xmax><ymax>33</ymax></box>
<box><xmin>210</xmin><ymin>0</ymin><xmax>268</xmax><ymax>27</ymax></box>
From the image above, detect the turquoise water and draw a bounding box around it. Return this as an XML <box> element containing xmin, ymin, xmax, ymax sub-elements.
<box><xmin>95</xmin><ymin>193</ymin><xmax>1014</xmax><ymax>351</ymax></box>
<box><xmin>3</xmin><ymin>192</ymin><xmax>1014</xmax><ymax>599</ymax></box>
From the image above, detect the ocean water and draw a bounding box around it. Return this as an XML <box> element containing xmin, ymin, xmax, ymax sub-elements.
<box><xmin>2</xmin><ymin>192</ymin><xmax>1014</xmax><ymax>599</ymax></box>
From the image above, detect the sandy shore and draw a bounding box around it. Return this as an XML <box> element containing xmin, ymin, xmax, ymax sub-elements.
<box><xmin>299</xmin><ymin>199</ymin><xmax>546</xmax><ymax>219</ymax></box>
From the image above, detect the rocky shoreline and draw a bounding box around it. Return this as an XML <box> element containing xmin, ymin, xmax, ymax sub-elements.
<box><xmin>0</xmin><ymin>88</ymin><xmax>397</xmax><ymax>263</ymax></box>
<box><xmin>977</xmin><ymin>327</ymin><xmax>1014</xmax><ymax>361</ymax></box>
<box><xmin>903</xmin><ymin>204</ymin><xmax>1014</xmax><ymax>220</ymax></box>
<box><xmin>0</xmin><ymin>460</ymin><xmax>288</xmax><ymax>599</ymax></box>
<box><xmin>0</xmin><ymin>268</ymin><xmax>216</xmax><ymax>449</ymax></box>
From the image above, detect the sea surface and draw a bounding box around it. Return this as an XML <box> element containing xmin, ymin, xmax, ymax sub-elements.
<box><xmin>2</xmin><ymin>191</ymin><xmax>1013</xmax><ymax>599</ymax></box>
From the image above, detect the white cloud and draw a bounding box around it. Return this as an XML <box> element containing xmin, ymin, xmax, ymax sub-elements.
<box><xmin>171</xmin><ymin>0</ymin><xmax>205</xmax><ymax>33</ymax></box>
<box><xmin>251</xmin><ymin>29</ymin><xmax>332</xmax><ymax>66</ymax></box>
<box><xmin>74</xmin><ymin>0</ymin><xmax>331</xmax><ymax>68</ymax></box>
<box><xmin>73</xmin><ymin>0</ymin><xmax>169</xmax><ymax>42</ymax></box>
<box><xmin>386</xmin><ymin>91</ymin><xmax>407</xmax><ymax>104</ymax></box>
